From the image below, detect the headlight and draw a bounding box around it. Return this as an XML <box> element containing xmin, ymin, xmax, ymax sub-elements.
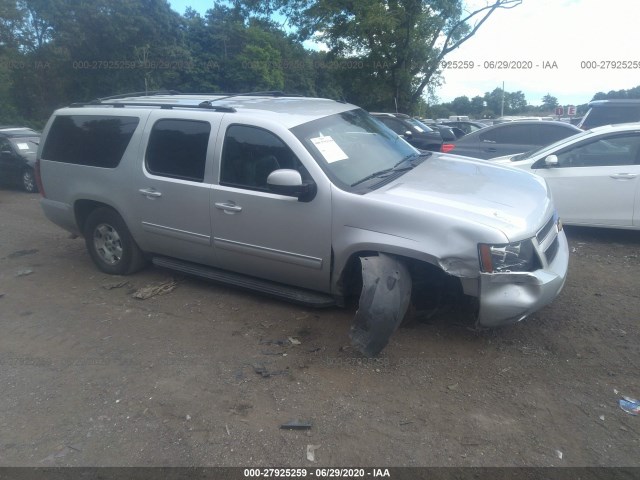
<box><xmin>479</xmin><ymin>239</ymin><xmax>539</xmax><ymax>273</ymax></box>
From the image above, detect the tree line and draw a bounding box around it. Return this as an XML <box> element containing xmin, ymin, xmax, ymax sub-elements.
<box><xmin>0</xmin><ymin>0</ymin><xmax>530</xmax><ymax>127</ymax></box>
<box><xmin>429</xmin><ymin>86</ymin><xmax>640</xmax><ymax>120</ymax></box>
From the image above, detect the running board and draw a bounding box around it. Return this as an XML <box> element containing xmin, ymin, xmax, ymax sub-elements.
<box><xmin>152</xmin><ymin>256</ymin><xmax>336</xmax><ymax>308</ymax></box>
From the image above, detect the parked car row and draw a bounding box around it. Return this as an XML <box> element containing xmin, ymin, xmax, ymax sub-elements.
<box><xmin>367</xmin><ymin>104</ymin><xmax>640</xmax><ymax>231</ymax></box>
<box><xmin>441</xmin><ymin>120</ymin><xmax>581</xmax><ymax>159</ymax></box>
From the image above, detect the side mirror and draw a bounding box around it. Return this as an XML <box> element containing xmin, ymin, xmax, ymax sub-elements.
<box><xmin>267</xmin><ymin>169</ymin><xmax>317</xmax><ymax>202</ymax></box>
<box><xmin>403</xmin><ymin>130</ymin><xmax>413</xmax><ymax>139</ymax></box>
<box><xmin>544</xmin><ymin>154</ymin><xmax>559</xmax><ymax>167</ymax></box>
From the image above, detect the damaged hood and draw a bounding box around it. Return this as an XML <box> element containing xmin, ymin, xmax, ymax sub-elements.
<box><xmin>367</xmin><ymin>154</ymin><xmax>553</xmax><ymax>241</ymax></box>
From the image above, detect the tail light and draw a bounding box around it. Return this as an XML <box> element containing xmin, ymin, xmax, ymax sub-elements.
<box><xmin>35</xmin><ymin>158</ymin><xmax>46</xmax><ymax>197</ymax></box>
<box><xmin>441</xmin><ymin>143</ymin><xmax>455</xmax><ymax>153</ymax></box>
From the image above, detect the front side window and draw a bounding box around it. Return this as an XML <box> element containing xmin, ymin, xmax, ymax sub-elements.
<box><xmin>41</xmin><ymin>115</ymin><xmax>139</xmax><ymax>168</ymax></box>
<box><xmin>376</xmin><ymin>117</ymin><xmax>406</xmax><ymax>135</ymax></box>
<box><xmin>220</xmin><ymin>125</ymin><xmax>307</xmax><ymax>191</ymax></box>
<box><xmin>146</xmin><ymin>119</ymin><xmax>210</xmax><ymax>182</ymax></box>
<box><xmin>555</xmin><ymin>133</ymin><xmax>640</xmax><ymax>168</ymax></box>
<box><xmin>292</xmin><ymin>109</ymin><xmax>419</xmax><ymax>190</ymax></box>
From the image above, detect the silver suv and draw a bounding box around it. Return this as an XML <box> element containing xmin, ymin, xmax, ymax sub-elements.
<box><xmin>36</xmin><ymin>92</ymin><xmax>569</xmax><ymax>356</ymax></box>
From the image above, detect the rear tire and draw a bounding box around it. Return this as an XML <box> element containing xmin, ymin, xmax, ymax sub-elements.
<box><xmin>84</xmin><ymin>207</ymin><xmax>146</xmax><ymax>275</ymax></box>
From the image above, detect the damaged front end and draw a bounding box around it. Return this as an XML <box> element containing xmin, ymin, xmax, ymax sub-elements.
<box><xmin>349</xmin><ymin>253</ymin><xmax>412</xmax><ymax>357</ymax></box>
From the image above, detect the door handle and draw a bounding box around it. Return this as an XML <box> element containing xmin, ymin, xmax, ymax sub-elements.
<box><xmin>139</xmin><ymin>188</ymin><xmax>162</xmax><ymax>198</ymax></box>
<box><xmin>486</xmin><ymin>147</ymin><xmax>497</xmax><ymax>152</ymax></box>
<box><xmin>609</xmin><ymin>173</ymin><xmax>638</xmax><ymax>180</ymax></box>
<box><xmin>215</xmin><ymin>202</ymin><xmax>242</xmax><ymax>213</ymax></box>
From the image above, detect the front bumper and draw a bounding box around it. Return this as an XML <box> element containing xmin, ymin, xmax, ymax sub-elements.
<box><xmin>477</xmin><ymin>229</ymin><xmax>569</xmax><ymax>327</ymax></box>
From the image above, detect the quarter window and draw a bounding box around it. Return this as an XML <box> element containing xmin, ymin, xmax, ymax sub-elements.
<box><xmin>146</xmin><ymin>119</ymin><xmax>210</xmax><ymax>182</ymax></box>
<box><xmin>41</xmin><ymin>115</ymin><xmax>139</xmax><ymax>168</ymax></box>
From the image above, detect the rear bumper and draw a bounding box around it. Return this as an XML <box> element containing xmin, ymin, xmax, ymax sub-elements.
<box><xmin>477</xmin><ymin>230</ymin><xmax>569</xmax><ymax>327</ymax></box>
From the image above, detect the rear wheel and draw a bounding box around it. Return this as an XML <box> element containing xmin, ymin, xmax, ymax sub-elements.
<box><xmin>84</xmin><ymin>208</ymin><xmax>146</xmax><ymax>275</ymax></box>
<box><xmin>22</xmin><ymin>168</ymin><xmax>38</xmax><ymax>193</ymax></box>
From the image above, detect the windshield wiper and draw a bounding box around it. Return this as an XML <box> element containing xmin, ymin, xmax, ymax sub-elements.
<box><xmin>392</xmin><ymin>151</ymin><xmax>431</xmax><ymax>169</ymax></box>
<box><xmin>350</xmin><ymin>152</ymin><xmax>431</xmax><ymax>187</ymax></box>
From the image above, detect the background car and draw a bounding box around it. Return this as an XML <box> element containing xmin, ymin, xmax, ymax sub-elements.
<box><xmin>431</xmin><ymin>123</ymin><xmax>463</xmax><ymax>141</ymax></box>
<box><xmin>441</xmin><ymin>120</ymin><xmax>581</xmax><ymax>159</ymax></box>
<box><xmin>438</xmin><ymin>120</ymin><xmax>486</xmax><ymax>135</ymax></box>
<box><xmin>370</xmin><ymin>112</ymin><xmax>443</xmax><ymax>151</ymax></box>
<box><xmin>493</xmin><ymin>123</ymin><xmax>640</xmax><ymax>229</ymax></box>
<box><xmin>0</xmin><ymin>127</ymin><xmax>40</xmax><ymax>192</ymax></box>
<box><xmin>577</xmin><ymin>99</ymin><xmax>640</xmax><ymax>130</ymax></box>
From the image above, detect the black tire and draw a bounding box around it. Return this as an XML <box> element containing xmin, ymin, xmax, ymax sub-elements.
<box><xmin>83</xmin><ymin>207</ymin><xmax>146</xmax><ymax>275</ymax></box>
<box><xmin>22</xmin><ymin>168</ymin><xmax>38</xmax><ymax>193</ymax></box>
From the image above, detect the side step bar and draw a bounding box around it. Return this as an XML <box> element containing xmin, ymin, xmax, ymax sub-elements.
<box><xmin>152</xmin><ymin>256</ymin><xmax>336</xmax><ymax>308</ymax></box>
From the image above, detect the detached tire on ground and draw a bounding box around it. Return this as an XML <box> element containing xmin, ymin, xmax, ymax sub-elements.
<box><xmin>84</xmin><ymin>207</ymin><xmax>146</xmax><ymax>275</ymax></box>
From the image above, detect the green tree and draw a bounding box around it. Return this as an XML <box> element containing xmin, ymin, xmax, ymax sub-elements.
<box><xmin>239</xmin><ymin>0</ymin><xmax>522</xmax><ymax>113</ymax></box>
<box><xmin>450</xmin><ymin>95</ymin><xmax>471</xmax><ymax>115</ymax></box>
<box><xmin>541</xmin><ymin>93</ymin><xmax>559</xmax><ymax>111</ymax></box>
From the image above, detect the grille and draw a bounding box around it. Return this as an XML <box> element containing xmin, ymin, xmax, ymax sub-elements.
<box><xmin>536</xmin><ymin>213</ymin><xmax>560</xmax><ymax>266</ymax></box>
<box><xmin>544</xmin><ymin>236</ymin><xmax>559</xmax><ymax>264</ymax></box>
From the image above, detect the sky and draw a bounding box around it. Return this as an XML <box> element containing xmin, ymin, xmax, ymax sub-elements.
<box><xmin>168</xmin><ymin>0</ymin><xmax>640</xmax><ymax>107</ymax></box>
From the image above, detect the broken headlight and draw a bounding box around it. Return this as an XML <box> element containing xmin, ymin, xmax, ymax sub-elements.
<box><xmin>478</xmin><ymin>239</ymin><xmax>539</xmax><ymax>273</ymax></box>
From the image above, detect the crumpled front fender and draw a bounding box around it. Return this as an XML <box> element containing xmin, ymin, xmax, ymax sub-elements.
<box><xmin>350</xmin><ymin>253</ymin><xmax>412</xmax><ymax>357</ymax></box>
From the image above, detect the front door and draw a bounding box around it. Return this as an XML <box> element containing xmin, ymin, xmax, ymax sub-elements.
<box><xmin>210</xmin><ymin>123</ymin><xmax>332</xmax><ymax>292</ymax></box>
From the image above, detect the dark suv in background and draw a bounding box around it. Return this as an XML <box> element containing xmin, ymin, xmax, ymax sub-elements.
<box><xmin>370</xmin><ymin>112</ymin><xmax>443</xmax><ymax>151</ymax></box>
<box><xmin>0</xmin><ymin>127</ymin><xmax>40</xmax><ymax>192</ymax></box>
<box><xmin>578</xmin><ymin>99</ymin><xmax>640</xmax><ymax>129</ymax></box>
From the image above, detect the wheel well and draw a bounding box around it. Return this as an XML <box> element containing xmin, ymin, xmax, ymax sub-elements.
<box><xmin>74</xmin><ymin>200</ymin><xmax>114</xmax><ymax>234</ymax></box>
<box><xmin>338</xmin><ymin>252</ymin><xmax>464</xmax><ymax>305</ymax></box>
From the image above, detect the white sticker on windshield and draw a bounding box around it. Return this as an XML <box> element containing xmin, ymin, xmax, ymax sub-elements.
<box><xmin>413</xmin><ymin>126</ymin><xmax>424</xmax><ymax>132</ymax></box>
<box><xmin>310</xmin><ymin>136</ymin><xmax>348</xmax><ymax>163</ymax></box>
<box><xmin>16</xmin><ymin>143</ymin><xmax>30</xmax><ymax>150</ymax></box>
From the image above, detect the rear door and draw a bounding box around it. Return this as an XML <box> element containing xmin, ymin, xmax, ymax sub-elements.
<box><xmin>130</xmin><ymin>111</ymin><xmax>221</xmax><ymax>265</ymax></box>
<box><xmin>210</xmin><ymin>120</ymin><xmax>332</xmax><ymax>292</ymax></box>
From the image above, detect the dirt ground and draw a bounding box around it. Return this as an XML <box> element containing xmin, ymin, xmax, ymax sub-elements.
<box><xmin>0</xmin><ymin>186</ymin><xmax>639</xmax><ymax>468</ymax></box>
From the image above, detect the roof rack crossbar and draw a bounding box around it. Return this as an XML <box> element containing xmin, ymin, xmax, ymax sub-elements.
<box><xmin>67</xmin><ymin>101</ymin><xmax>236</xmax><ymax>113</ymax></box>
<box><xmin>88</xmin><ymin>90</ymin><xmax>182</xmax><ymax>104</ymax></box>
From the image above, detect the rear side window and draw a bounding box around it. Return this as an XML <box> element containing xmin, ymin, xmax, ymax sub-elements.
<box><xmin>145</xmin><ymin>119</ymin><xmax>210</xmax><ymax>182</ymax></box>
<box><xmin>480</xmin><ymin>124</ymin><xmax>533</xmax><ymax>144</ymax></box>
<box><xmin>582</xmin><ymin>106</ymin><xmax>640</xmax><ymax>129</ymax></box>
<box><xmin>536</xmin><ymin>124</ymin><xmax>576</xmax><ymax>144</ymax></box>
<box><xmin>41</xmin><ymin>115</ymin><xmax>139</xmax><ymax>168</ymax></box>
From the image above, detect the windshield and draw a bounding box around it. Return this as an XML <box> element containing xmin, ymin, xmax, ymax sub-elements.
<box><xmin>9</xmin><ymin>137</ymin><xmax>39</xmax><ymax>154</ymax></box>
<box><xmin>291</xmin><ymin>109</ymin><xmax>419</xmax><ymax>189</ymax></box>
<box><xmin>405</xmin><ymin>118</ymin><xmax>434</xmax><ymax>133</ymax></box>
<box><xmin>511</xmin><ymin>129</ymin><xmax>591</xmax><ymax>161</ymax></box>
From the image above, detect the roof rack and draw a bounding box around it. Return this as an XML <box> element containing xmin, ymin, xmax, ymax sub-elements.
<box><xmin>90</xmin><ymin>90</ymin><xmax>182</xmax><ymax>103</ymax></box>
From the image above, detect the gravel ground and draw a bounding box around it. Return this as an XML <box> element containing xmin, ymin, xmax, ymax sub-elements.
<box><xmin>0</xmin><ymin>187</ymin><xmax>639</xmax><ymax>468</ymax></box>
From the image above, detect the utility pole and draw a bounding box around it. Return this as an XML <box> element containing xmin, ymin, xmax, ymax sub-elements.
<box><xmin>500</xmin><ymin>81</ymin><xmax>505</xmax><ymax>117</ymax></box>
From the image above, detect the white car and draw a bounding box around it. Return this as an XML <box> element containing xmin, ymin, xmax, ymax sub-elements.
<box><xmin>493</xmin><ymin>123</ymin><xmax>640</xmax><ymax>229</ymax></box>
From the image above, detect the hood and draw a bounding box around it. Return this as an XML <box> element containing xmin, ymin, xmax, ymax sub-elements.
<box><xmin>367</xmin><ymin>154</ymin><xmax>553</xmax><ymax>241</ymax></box>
